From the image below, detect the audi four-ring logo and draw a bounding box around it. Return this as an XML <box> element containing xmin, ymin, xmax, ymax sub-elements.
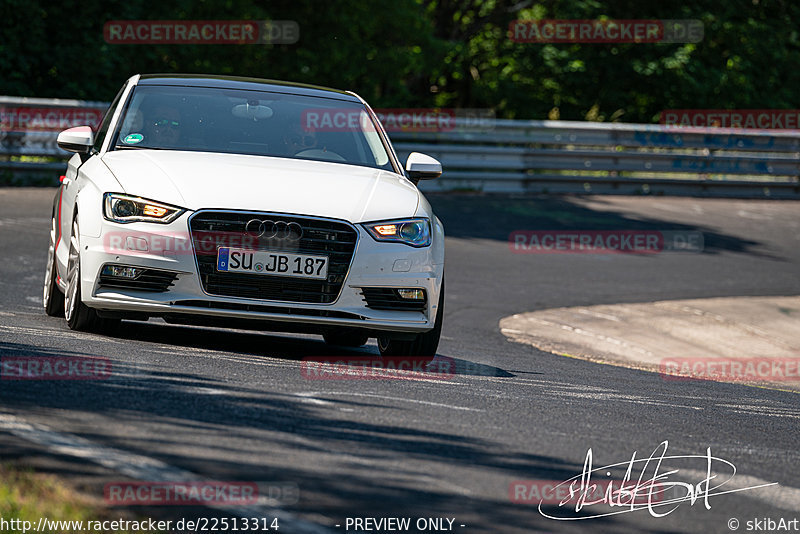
<box><xmin>244</xmin><ymin>219</ymin><xmax>303</xmax><ymax>240</ymax></box>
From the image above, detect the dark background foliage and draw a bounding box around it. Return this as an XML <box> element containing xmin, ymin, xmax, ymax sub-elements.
<box><xmin>1</xmin><ymin>0</ymin><xmax>796</xmax><ymax>122</ymax></box>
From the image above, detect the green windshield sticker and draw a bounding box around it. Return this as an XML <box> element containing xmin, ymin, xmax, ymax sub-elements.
<box><xmin>123</xmin><ymin>133</ymin><xmax>144</xmax><ymax>144</ymax></box>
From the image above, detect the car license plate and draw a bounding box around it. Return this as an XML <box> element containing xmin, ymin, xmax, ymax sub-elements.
<box><xmin>216</xmin><ymin>247</ymin><xmax>328</xmax><ymax>279</ymax></box>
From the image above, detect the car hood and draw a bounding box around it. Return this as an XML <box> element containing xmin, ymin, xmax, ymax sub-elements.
<box><xmin>101</xmin><ymin>150</ymin><xmax>420</xmax><ymax>222</ymax></box>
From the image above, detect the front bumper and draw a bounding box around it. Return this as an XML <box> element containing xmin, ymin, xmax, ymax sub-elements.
<box><xmin>78</xmin><ymin>211</ymin><xmax>444</xmax><ymax>334</ymax></box>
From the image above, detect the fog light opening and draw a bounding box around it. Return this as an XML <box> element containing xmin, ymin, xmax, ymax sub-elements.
<box><xmin>397</xmin><ymin>288</ymin><xmax>425</xmax><ymax>300</ymax></box>
<box><xmin>101</xmin><ymin>264</ymin><xmax>143</xmax><ymax>279</ymax></box>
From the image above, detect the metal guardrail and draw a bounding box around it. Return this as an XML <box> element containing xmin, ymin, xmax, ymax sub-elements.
<box><xmin>392</xmin><ymin>119</ymin><xmax>800</xmax><ymax>197</ymax></box>
<box><xmin>0</xmin><ymin>96</ymin><xmax>107</xmax><ymax>182</ymax></box>
<box><xmin>2</xmin><ymin>96</ymin><xmax>799</xmax><ymax>197</ymax></box>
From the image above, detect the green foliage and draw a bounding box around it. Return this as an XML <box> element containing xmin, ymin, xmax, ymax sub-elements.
<box><xmin>0</xmin><ymin>464</ymin><xmax>138</xmax><ymax>532</ymax></box>
<box><xmin>0</xmin><ymin>0</ymin><xmax>797</xmax><ymax>122</ymax></box>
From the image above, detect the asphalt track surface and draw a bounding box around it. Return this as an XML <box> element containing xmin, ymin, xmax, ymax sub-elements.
<box><xmin>1</xmin><ymin>188</ymin><xmax>799</xmax><ymax>533</ymax></box>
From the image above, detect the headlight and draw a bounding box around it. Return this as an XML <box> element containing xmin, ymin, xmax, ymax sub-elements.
<box><xmin>103</xmin><ymin>193</ymin><xmax>185</xmax><ymax>224</ymax></box>
<box><xmin>363</xmin><ymin>218</ymin><xmax>431</xmax><ymax>247</ymax></box>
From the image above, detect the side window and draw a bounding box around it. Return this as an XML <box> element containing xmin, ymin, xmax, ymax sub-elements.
<box><xmin>92</xmin><ymin>83</ymin><xmax>127</xmax><ymax>152</ymax></box>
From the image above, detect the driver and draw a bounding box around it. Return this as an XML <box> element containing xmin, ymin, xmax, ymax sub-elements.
<box><xmin>282</xmin><ymin>123</ymin><xmax>317</xmax><ymax>155</ymax></box>
<box><xmin>145</xmin><ymin>105</ymin><xmax>182</xmax><ymax>147</ymax></box>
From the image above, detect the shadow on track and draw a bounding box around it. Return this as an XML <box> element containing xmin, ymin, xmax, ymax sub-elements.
<box><xmin>428</xmin><ymin>194</ymin><xmax>774</xmax><ymax>258</ymax></box>
<box><xmin>0</xmin><ymin>338</ymin><xmax>616</xmax><ymax>533</ymax></box>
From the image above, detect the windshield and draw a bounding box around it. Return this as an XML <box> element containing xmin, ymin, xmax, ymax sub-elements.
<box><xmin>111</xmin><ymin>85</ymin><xmax>393</xmax><ymax>171</ymax></box>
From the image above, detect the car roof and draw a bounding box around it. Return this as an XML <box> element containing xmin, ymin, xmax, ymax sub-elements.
<box><xmin>137</xmin><ymin>74</ymin><xmax>361</xmax><ymax>103</ymax></box>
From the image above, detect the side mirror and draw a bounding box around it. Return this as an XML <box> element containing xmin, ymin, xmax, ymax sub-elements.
<box><xmin>57</xmin><ymin>126</ymin><xmax>94</xmax><ymax>154</ymax></box>
<box><xmin>405</xmin><ymin>152</ymin><xmax>442</xmax><ymax>181</ymax></box>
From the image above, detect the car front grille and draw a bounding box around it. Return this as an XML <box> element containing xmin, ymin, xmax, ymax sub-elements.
<box><xmin>189</xmin><ymin>211</ymin><xmax>358</xmax><ymax>304</ymax></box>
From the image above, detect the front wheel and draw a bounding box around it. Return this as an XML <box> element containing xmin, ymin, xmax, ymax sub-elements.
<box><xmin>378</xmin><ymin>280</ymin><xmax>444</xmax><ymax>358</ymax></box>
<box><xmin>43</xmin><ymin>215</ymin><xmax>65</xmax><ymax>317</ymax></box>
<box><xmin>64</xmin><ymin>217</ymin><xmax>117</xmax><ymax>333</ymax></box>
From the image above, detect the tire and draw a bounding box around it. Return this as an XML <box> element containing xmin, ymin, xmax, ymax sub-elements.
<box><xmin>64</xmin><ymin>217</ymin><xmax>118</xmax><ymax>333</ymax></box>
<box><xmin>43</xmin><ymin>215</ymin><xmax>65</xmax><ymax>317</ymax></box>
<box><xmin>378</xmin><ymin>279</ymin><xmax>444</xmax><ymax>358</ymax></box>
<box><xmin>323</xmin><ymin>330</ymin><xmax>369</xmax><ymax>348</ymax></box>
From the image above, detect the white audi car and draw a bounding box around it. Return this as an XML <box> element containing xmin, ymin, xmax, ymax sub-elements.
<box><xmin>44</xmin><ymin>74</ymin><xmax>445</xmax><ymax>356</ymax></box>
